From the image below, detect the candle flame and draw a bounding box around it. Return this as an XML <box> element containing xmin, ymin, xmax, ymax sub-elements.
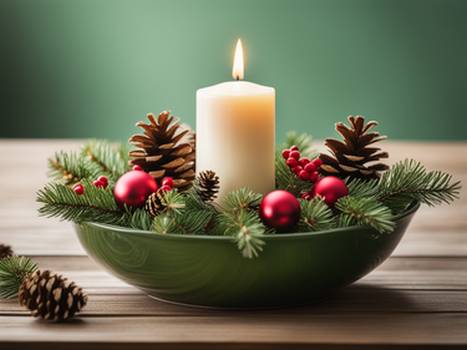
<box><xmin>232</xmin><ymin>39</ymin><xmax>244</xmax><ymax>80</ymax></box>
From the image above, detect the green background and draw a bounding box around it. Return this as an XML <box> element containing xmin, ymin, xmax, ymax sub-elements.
<box><xmin>1</xmin><ymin>0</ymin><xmax>466</xmax><ymax>141</ymax></box>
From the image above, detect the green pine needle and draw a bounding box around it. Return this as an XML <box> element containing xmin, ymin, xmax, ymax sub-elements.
<box><xmin>48</xmin><ymin>151</ymin><xmax>97</xmax><ymax>185</ymax></box>
<box><xmin>37</xmin><ymin>180</ymin><xmax>122</xmax><ymax>223</ymax></box>
<box><xmin>220</xmin><ymin>210</ymin><xmax>266</xmax><ymax>259</ymax></box>
<box><xmin>378</xmin><ymin>159</ymin><xmax>461</xmax><ymax>211</ymax></box>
<box><xmin>221</xmin><ymin>188</ymin><xmax>262</xmax><ymax>213</ymax></box>
<box><xmin>82</xmin><ymin>140</ymin><xmax>129</xmax><ymax>181</ymax></box>
<box><xmin>299</xmin><ymin>198</ymin><xmax>335</xmax><ymax>231</ymax></box>
<box><xmin>346</xmin><ymin>177</ymin><xmax>379</xmax><ymax>198</ymax></box>
<box><xmin>0</xmin><ymin>256</ymin><xmax>37</xmax><ymax>299</ymax></box>
<box><xmin>336</xmin><ymin>196</ymin><xmax>395</xmax><ymax>234</ymax></box>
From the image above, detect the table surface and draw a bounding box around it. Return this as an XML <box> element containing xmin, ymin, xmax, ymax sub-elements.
<box><xmin>0</xmin><ymin>139</ymin><xmax>466</xmax><ymax>350</ymax></box>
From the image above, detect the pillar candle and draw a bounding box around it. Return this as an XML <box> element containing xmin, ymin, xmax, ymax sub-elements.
<box><xmin>196</xmin><ymin>40</ymin><xmax>275</xmax><ymax>201</ymax></box>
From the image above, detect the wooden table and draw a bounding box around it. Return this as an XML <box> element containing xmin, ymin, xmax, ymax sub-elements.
<box><xmin>0</xmin><ymin>140</ymin><xmax>466</xmax><ymax>350</ymax></box>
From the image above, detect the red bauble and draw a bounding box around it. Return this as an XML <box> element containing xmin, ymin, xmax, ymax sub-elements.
<box><xmin>114</xmin><ymin>170</ymin><xmax>158</xmax><ymax>207</ymax></box>
<box><xmin>260</xmin><ymin>190</ymin><xmax>301</xmax><ymax>232</ymax></box>
<box><xmin>72</xmin><ymin>183</ymin><xmax>84</xmax><ymax>195</ymax></box>
<box><xmin>311</xmin><ymin>176</ymin><xmax>348</xmax><ymax>206</ymax></box>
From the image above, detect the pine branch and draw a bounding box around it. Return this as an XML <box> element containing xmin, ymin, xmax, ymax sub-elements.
<box><xmin>299</xmin><ymin>198</ymin><xmax>334</xmax><ymax>231</ymax></box>
<box><xmin>378</xmin><ymin>159</ymin><xmax>461</xmax><ymax>211</ymax></box>
<box><xmin>346</xmin><ymin>177</ymin><xmax>379</xmax><ymax>197</ymax></box>
<box><xmin>0</xmin><ymin>256</ymin><xmax>37</xmax><ymax>299</ymax></box>
<box><xmin>151</xmin><ymin>190</ymin><xmax>216</xmax><ymax>235</ymax></box>
<box><xmin>335</xmin><ymin>196</ymin><xmax>395</xmax><ymax>234</ymax></box>
<box><xmin>280</xmin><ymin>131</ymin><xmax>316</xmax><ymax>158</ymax></box>
<box><xmin>123</xmin><ymin>208</ymin><xmax>154</xmax><ymax>231</ymax></box>
<box><xmin>82</xmin><ymin>140</ymin><xmax>129</xmax><ymax>181</ymax></box>
<box><xmin>36</xmin><ymin>180</ymin><xmax>122</xmax><ymax>224</ymax></box>
<box><xmin>48</xmin><ymin>151</ymin><xmax>97</xmax><ymax>185</ymax></box>
<box><xmin>218</xmin><ymin>210</ymin><xmax>266</xmax><ymax>259</ymax></box>
<box><xmin>221</xmin><ymin>188</ymin><xmax>262</xmax><ymax>213</ymax></box>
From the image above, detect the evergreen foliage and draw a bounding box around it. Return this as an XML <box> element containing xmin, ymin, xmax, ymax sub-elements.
<box><xmin>36</xmin><ymin>137</ymin><xmax>461</xmax><ymax>259</ymax></box>
<box><xmin>0</xmin><ymin>256</ymin><xmax>37</xmax><ymax>299</ymax></box>
<box><xmin>299</xmin><ymin>198</ymin><xmax>335</xmax><ymax>231</ymax></box>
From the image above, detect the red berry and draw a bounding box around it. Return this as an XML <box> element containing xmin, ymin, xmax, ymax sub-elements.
<box><xmin>312</xmin><ymin>158</ymin><xmax>323</xmax><ymax>167</ymax></box>
<box><xmin>72</xmin><ymin>183</ymin><xmax>84</xmax><ymax>195</ymax></box>
<box><xmin>281</xmin><ymin>149</ymin><xmax>290</xmax><ymax>159</ymax></box>
<box><xmin>289</xmin><ymin>150</ymin><xmax>300</xmax><ymax>160</ymax></box>
<box><xmin>161</xmin><ymin>177</ymin><xmax>174</xmax><ymax>188</ymax></box>
<box><xmin>97</xmin><ymin>176</ymin><xmax>108</xmax><ymax>186</ymax></box>
<box><xmin>299</xmin><ymin>157</ymin><xmax>310</xmax><ymax>166</ymax></box>
<box><xmin>132</xmin><ymin>165</ymin><xmax>143</xmax><ymax>171</ymax></box>
<box><xmin>159</xmin><ymin>184</ymin><xmax>172</xmax><ymax>192</ymax></box>
<box><xmin>309</xmin><ymin>171</ymin><xmax>319</xmax><ymax>183</ymax></box>
<box><xmin>290</xmin><ymin>145</ymin><xmax>299</xmax><ymax>151</ymax></box>
<box><xmin>299</xmin><ymin>170</ymin><xmax>310</xmax><ymax>181</ymax></box>
<box><xmin>293</xmin><ymin>166</ymin><xmax>303</xmax><ymax>175</ymax></box>
<box><xmin>93</xmin><ymin>179</ymin><xmax>106</xmax><ymax>188</ymax></box>
<box><xmin>304</xmin><ymin>162</ymin><xmax>317</xmax><ymax>172</ymax></box>
<box><xmin>286</xmin><ymin>157</ymin><xmax>298</xmax><ymax>168</ymax></box>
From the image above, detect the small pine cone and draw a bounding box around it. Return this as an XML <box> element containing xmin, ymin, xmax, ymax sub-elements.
<box><xmin>319</xmin><ymin>115</ymin><xmax>389</xmax><ymax>179</ymax></box>
<box><xmin>196</xmin><ymin>170</ymin><xmax>220</xmax><ymax>202</ymax></box>
<box><xmin>145</xmin><ymin>191</ymin><xmax>166</xmax><ymax>216</ymax></box>
<box><xmin>0</xmin><ymin>244</ymin><xmax>13</xmax><ymax>259</ymax></box>
<box><xmin>18</xmin><ymin>270</ymin><xmax>87</xmax><ymax>321</ymax></box>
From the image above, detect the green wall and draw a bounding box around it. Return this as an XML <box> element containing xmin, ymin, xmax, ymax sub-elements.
<box><xmin>1</xmin><ymin>0</ymin><xmax>466</xmax><ymax>141</ymax></box>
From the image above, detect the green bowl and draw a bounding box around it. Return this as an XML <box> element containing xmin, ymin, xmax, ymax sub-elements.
<box><xmin>74</xmin><ymin>202</ymin><xmax>419</xmax><ymax>308</ymax></box>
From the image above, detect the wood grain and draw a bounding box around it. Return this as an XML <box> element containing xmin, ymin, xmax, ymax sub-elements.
<box><xmin>0</xmin><ymin>140</ymin><xmax>466</xmax><ymax>349</ymax></box>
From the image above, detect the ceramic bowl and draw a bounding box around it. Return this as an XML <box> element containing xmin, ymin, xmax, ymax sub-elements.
<box><xmin>74</xmin><ymin>202</ymin><xmax>419</xmax><ymax>308</ymax></box>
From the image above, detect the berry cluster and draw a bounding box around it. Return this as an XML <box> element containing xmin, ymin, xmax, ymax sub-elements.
<box><xmin>72</xmin><ymin>175</ymin><xmax>109</xmax><ymax>195</ymax></box>
<box><xmin>281</xmin><ymin>146</ymin><xmax>322</xmax><ymax>183</ymax></box>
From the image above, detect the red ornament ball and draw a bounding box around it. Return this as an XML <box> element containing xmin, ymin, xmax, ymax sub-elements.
<box><xmin>97</xmin><ymin>175</ymin><xmax>108</xmax><ymax>187</ymax></box>
<box><xmin>72</xmin><ymin>183</ymin><xmax>84</xmax><ymax>195</ymax></box>
<box><xmin>312</xmin><ymin>176</ymin><xmax>349</xmax><ymax>206</ymax></box>
<box><xmin>114</xmin><ymin>170</ymin><xmax>158</xmax><ymax>208</ymax></box>
<box><xmin>260</xmin><ymin>190</ymin><xmax>301</xmax><ymax>232</ymax></box>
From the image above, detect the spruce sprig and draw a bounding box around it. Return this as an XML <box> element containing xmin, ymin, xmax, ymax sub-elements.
<box><xmin>378</xmin><ymin>159</ymin><xmax>461</xmax><ymax>211</ymax></box>
<box><xmin>0</xmin><ymin>256</ymin><xmax>37</xmax><ymax>299</ymax></box>
<box><xmin>48</xmin><ymin>151</ymin><xmax>97</xmax><ymax>185</ymax></box>
<box><xmin>82</xmin><ymin>140</ymin><xmax>129</xmax><ymax>181</ymax></box>
<box><xmin>222</xmin><ymin>188</ymin><xmax>262</xmax><ymax>212</ymax></box>
<box><xmin>37</xmin><ymin>180</ymin><xmax>122</xmax><ymax>224</ymax></box>
<box><xmin>335</xmin><ymin>196</ymin><xmax>395</xmax><ymax>234</ymax></box>
<box><xmin>299</xmin><ymin>198</ymin><xmax>335</xmax><ymax>231</ymax></box>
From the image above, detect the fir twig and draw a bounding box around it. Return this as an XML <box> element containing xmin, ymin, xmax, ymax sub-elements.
<box><xmin>299</xmin><ymin>198</ymin><xmax>334</xmax><ymax>231</ymax></box>
<box><xmin>378</xmin><ymin>159</ymin><xmax>461</xmax><ymax>211</ymax></box>
<box><xmin>222</xmin><ymin>188</ymin><xmax>262</xmax><ymax>213</ymax></box>
<box><xmin>37</xmin><ymin>180</ymin><xmax>122</xmax><ymax>224</ymax></box>
<box><xmin>48</xmin><ymin>151</ymin><xmax>96</xmax><ymax>185</ymax></box>
<box><xmin>82</xmin><ymin>140</ymin><xmax>129</xmax><ymax>181</ymax></box>
<box><xmin>335</xmin><ymin>196</ymin><xmax>395</xmax><ymax>234</ymax></box>
<box><xmin>0</xmin><ymin>256</ymin><xmax>37</xmax><ymax>299</ymax></box>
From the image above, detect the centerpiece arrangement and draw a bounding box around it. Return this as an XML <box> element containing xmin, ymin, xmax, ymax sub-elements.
<box><xmin>0</xmin><ymin>40</ymin><xmax>460</xmax><ymax>318</ymax></box>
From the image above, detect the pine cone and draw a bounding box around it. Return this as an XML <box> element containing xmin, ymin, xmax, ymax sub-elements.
<box><xmin>196</xmin><ymin>170</ymin><xmax>220</xmax><ymax>202</ymax></box>
<box><xmin>129</xmin><ymin>111</ymin><xmax>196</xmax><ymax>191</ymax></box>
<box><xmin>319</xmin><ymin>115</ymin><xmax>389</xmax><ymax>179</ymax></box>
<box><xmin>0</xmin><ymin>244</ymin><xmax>13</xmax><ymax>259</ymax></box>
<box><xmin>18</xmin><ymin>270</ymin><xmax>87</xmax><ymax>321</ymax></box>
<box><xmin>145</xmin><ymin>191</ymin><xmax>166</xmax><ymax>216</ymax></box>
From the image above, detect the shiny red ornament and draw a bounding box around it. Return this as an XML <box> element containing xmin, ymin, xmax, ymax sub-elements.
<box><xmin>260</xmin><ymin>190</ymin><xmax>301</xmax><ymax>232</ymax></box>
<box><xmin>114</xmin><ymin>170</ymin><xmax>158</xmax><ymax>207</ymax></box>
<box><xmin>161</xmin><ymin>177</ymin><xmax>174</xmax><ymax>188</ymax></box>
<box><xmin>97</xmin><ymin>175</ymin><xmax>108</xmax><ymax>187</ymax></box>
<box><xmin>132</xmin><ymin>165</ymin><xmax>143</xmax><ymax>171</ymax></box>
<box><xmin>311</xmin><ymin>176</ymin><xmax>348</xmax><ymax>206</ymax></box>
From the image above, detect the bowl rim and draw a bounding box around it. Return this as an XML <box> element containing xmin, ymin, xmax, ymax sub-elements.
<box><xmin>81</xmin><ymin>201</ymin><xmax>420</xmax><ymax>241</ymax></box>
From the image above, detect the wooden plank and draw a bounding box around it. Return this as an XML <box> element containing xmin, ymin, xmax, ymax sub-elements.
<box><xmin>2</xmin><ymin>288</ymin><xmax>467</xmax><ymax>316</ymax></box>
<box><xmin>0</xmin><ymin>314</ymin><xmax>466</xmax><ymax>349</ymax></box>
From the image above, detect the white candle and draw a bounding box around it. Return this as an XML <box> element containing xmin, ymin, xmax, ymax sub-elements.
<box><xmin>196</xmin><ymin>39</ymin><xmax>275</xmax><ymax>201</ymax></box>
